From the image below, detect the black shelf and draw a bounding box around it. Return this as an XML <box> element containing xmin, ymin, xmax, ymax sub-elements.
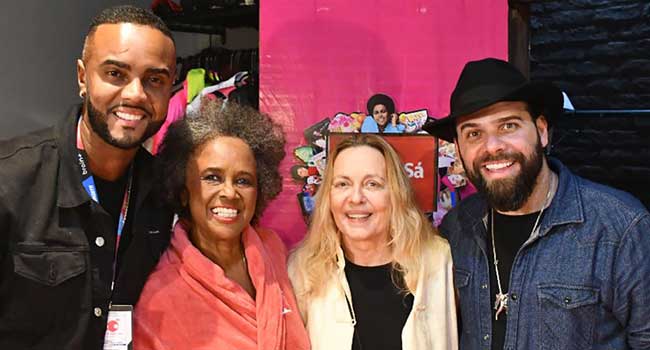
<box><xmin>160</xmin><ymin>4</ymin><xmax>258</xmax><ymax>35</ymax></box>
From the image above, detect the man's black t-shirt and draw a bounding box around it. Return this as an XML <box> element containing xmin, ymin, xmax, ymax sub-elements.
<box><xmin>94</xmin><ymin>173</ymin><xmax>135</xmax><ymax>276</ymax></box>
<box><xmin>487</xmin><ymin>210</ymin><xmax>541</xmax><ymax>350</ymax></box>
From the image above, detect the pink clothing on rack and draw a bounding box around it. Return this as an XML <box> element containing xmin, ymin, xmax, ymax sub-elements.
<box><xmin>148</xmin><ymin>81</ymin><xmax>188</xmax><ymax>154</ymax></box>
<box><xmin>133</xmin><ymin>221</ymin><xmax>310</xmax><ymax>350</ymax></box>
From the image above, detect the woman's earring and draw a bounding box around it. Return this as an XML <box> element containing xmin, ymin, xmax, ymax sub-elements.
<box><xmin>79</xmin><ymin>91</ymin><xmax>86</xmax><ymax>99</ymax></box>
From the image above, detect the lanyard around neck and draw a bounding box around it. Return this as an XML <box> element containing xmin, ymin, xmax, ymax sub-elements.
<box><xmin>76</xmin><ymin>117</ymin><xmax>134</xmax><ymax>289</ymax></box>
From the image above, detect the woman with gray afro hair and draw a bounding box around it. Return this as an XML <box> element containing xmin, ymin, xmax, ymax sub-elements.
<box><xmin>158</xmin><ymin>99</ymin><xmax>286</xmax><ymax>222</ymax></box>
<box><xmin>134</xmin><ymin>99</ymin><xmax>310</xmax><ymax>350</ymax></box>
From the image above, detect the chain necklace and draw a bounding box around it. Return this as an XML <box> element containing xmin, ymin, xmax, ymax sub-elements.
<box><xmin>491</xmin><ymin>173</ymin><xmax>556</xmax><ymax>320</ymax></box>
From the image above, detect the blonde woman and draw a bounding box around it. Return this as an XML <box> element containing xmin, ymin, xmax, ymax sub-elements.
<box><xmin>289</xmin><ymin>134</ymin><xmax>458</xmax><ymax>350</ymax></box>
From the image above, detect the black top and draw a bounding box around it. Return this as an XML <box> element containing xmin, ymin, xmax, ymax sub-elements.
<box><xmin>487</xmin><ymin>210</ymin><xmax>541</xmax><ymax>350</ymax></box>
<box><xmin>345</xmin><ymin>259</ymin><xmax>414</xmax><ymax>350</ymax></box>
<box><xmin>0</xmin><ymin>105</ymin><xmax>173</xmax><ymax>350</ymax></box>
<box><xmin>94</xmin><ymin>173</ymin><xmax>135</xmax><ymax>277</ymax></box>
<box><xmin>94</xmin><ymin>174</ymin><xmax>129</xmax><ymax>228</ymax></box>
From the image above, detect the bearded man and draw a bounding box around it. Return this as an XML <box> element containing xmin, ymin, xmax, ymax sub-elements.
<box><xmin>425</xmin><ymin>58</ymin><xmax>650</xmax><ymax>350</ymax></box>
<box><xmin>0</xmin><ymin>6</ymin><xmax>175</xmax><ymax>349</ymax></box>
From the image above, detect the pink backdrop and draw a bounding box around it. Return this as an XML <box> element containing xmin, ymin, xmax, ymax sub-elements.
<box><xmin>258</xmin><ymin>0</ymin><xmax>508</xmax><ymax>247</ymax></box>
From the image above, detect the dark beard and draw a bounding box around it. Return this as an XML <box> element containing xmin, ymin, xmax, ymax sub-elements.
<box><xmin>85</xmin><ymin>96</ymin><xmax>163</xmax><ymax>150</ymax></box>
<box><xmin>462</xmin><ymin>136</ymin><xmax>544</xmax><ymax>212</ymax></box>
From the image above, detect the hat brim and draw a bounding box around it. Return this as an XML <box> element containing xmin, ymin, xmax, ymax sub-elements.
<box><xmin>423</xmin><ymin>81</ymin><xmax>563</xmax><ymax>142</ymax></box>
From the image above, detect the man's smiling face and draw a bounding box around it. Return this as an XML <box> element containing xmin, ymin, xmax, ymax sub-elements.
<box><xmin>455</xmin><ymin>101</ymin><xmax>549</xmax><ymax>211</ymax></box>
<box><xmin>77</xmin><ymin>23</ymin><xmax>176</xmax><ymax>149</ymax></box>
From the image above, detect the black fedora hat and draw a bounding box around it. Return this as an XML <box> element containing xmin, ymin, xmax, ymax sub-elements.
<box><xmin>423</xmin><ymin>58</ymin><xmax>563</xmax><ymax>142</ymax></box>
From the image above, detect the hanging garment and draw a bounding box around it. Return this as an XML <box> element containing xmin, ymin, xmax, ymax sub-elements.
<box><xmin>185</xmin><ymin>71</ymin><xmax>249</xmax><ymax>116</ymax></box>
<box><xmin>145</xmin><ymin>80</ymin><xmax>188</xmax><ymax>154</ymax></box>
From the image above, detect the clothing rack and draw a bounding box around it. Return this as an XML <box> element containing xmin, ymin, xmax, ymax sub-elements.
<box><xmin>175</xmin><ymin>47</ymin><xmax>258</xmax><ymax>86</ymax></box>
<box><xmin>156</xmin><ymin>1</ymin><xmax>260</xmax><ymax>107</ymax></box>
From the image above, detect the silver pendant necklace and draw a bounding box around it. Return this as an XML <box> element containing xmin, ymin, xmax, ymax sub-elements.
<box><xmin>491</xmin><ymin>173</ymin><xmax>556</xmax><ymax>320</ymax></box>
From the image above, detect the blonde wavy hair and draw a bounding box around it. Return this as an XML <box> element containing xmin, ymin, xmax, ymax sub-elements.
<box><xmin>290</xmin><ymin>134</ymin><xmax>439</xmax><ymax>298</ymax></box>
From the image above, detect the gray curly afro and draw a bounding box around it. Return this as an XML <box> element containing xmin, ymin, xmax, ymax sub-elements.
<box><xmin>157</xmin><ymin>99</ymin><xmax>286</xmax><ymax>223</ymax></box>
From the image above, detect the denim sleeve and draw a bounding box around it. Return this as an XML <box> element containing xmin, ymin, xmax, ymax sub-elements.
<box><xmin>438</xmin><ymin>211</ymin><xmax>453</xmax><ymax>241</ymax></box>
<box><xmin>613</xmin><ymin>213</ymin><xmax>650</xmax><ymax>349</ymax></box>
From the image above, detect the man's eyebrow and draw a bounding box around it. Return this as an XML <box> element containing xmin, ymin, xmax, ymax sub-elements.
<box><xmin>99</xmin><ymin>60</ymin><xmax>171</xmax><ymax>78</ymax></box>
<box><xmin>147</xmin><ymin>67</ymin><xmax>171</xmax><ymax>77</ymax></box>
<box><xmin>100</xmin><ymin>59</ymin><xmax>129</xmax><ymax>69</ymax></box>
<box><xmin>496</xmin><ymin>115</ymin><xmax>524</xmax><ymax>123</ymax></box>
<box><xmin>459</xmin><ymin>122</ymin><xmax>479</xmax><ymax>133</ymax></box>
<box><xmin>459</xmin><ymin>115</ymin><xmax>525</xmax><ymax>133</ymax></box>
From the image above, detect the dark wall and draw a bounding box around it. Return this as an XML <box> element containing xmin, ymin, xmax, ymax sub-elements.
<box><xmin>550</xmin><ymin>113</ymin><xmax>650</xmax><ymax>208</ymax></box>
<box><xmin>0</xmin><ymin>0</ymin><xmax>151</xmax><ymax>140</ymax></box>
<box><xmin>0</xmin><ymin>1</ymin><xmax>256</xmax><ymax>140</ymax></box>
<box><xmin>529</xmin><ymin>0</ymin><xmax>650</xmax><ymax>208</ymax></box>
<box><xmin>530</xmin><ymin>0</ymin><xmax>650</xmax><ymax>108</ymax></box>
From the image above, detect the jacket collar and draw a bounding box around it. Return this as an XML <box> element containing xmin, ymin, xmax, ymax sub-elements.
<box><xmin>334</xmin><ymin>245</ymin><xmax>347</xmax><ymax>271</ymax></box>
<box><xmin>55</xmin><ymin>105</ymin><xmax>156</xmax><ymax>209</ymax></box>
<box><xmin>56</xmin><ymin>105</ymin><xmax>89</xmax><ymax>208</ymax></box>
<box><xmin>536</xmin><ymin>157</ymin><xmax>584</xmax><ymax>237</ymax></box>
<box><xmin>447</xmin><ymin>190</ymin><xmax>489</xmax><ymax>253</ymax></box>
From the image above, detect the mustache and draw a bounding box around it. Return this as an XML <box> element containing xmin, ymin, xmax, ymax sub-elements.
<box><xmin>108</xmin><ymin>103</ymin><xmax>152</xmax><ymax>117</ymax></box>
<box><xmin>475</xmin><ymin>151</ymin><xmax>524</xmax><ymax>165</ymax></box>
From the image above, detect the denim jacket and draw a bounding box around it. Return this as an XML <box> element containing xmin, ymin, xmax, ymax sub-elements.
<box><xmin>440</xmin><ymin>158</ymin><xmax>650</xmax><ymax>350</ymax></box>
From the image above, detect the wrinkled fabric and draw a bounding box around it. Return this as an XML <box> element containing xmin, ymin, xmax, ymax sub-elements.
<box><xmin>134</xmin><ymin>221</ymin><xmax>310</xmax><ymax>350</ymax></box>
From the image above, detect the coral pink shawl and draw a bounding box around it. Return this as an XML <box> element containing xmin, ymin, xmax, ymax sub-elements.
<box><xmin>133</xmin><ymin>221</ymin><xmax>310</xmax><ymax>350</ymax></box>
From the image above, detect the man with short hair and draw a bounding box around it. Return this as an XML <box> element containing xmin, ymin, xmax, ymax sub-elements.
<box><xmin>425</xmin><ymin>58</ymin><xmax>650</xmax><ymax>349</ymax></box>
<box><xmin>0</xmin><ymin>6</ymin><xmax>176</xmax><ymax>349</ymax></box>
